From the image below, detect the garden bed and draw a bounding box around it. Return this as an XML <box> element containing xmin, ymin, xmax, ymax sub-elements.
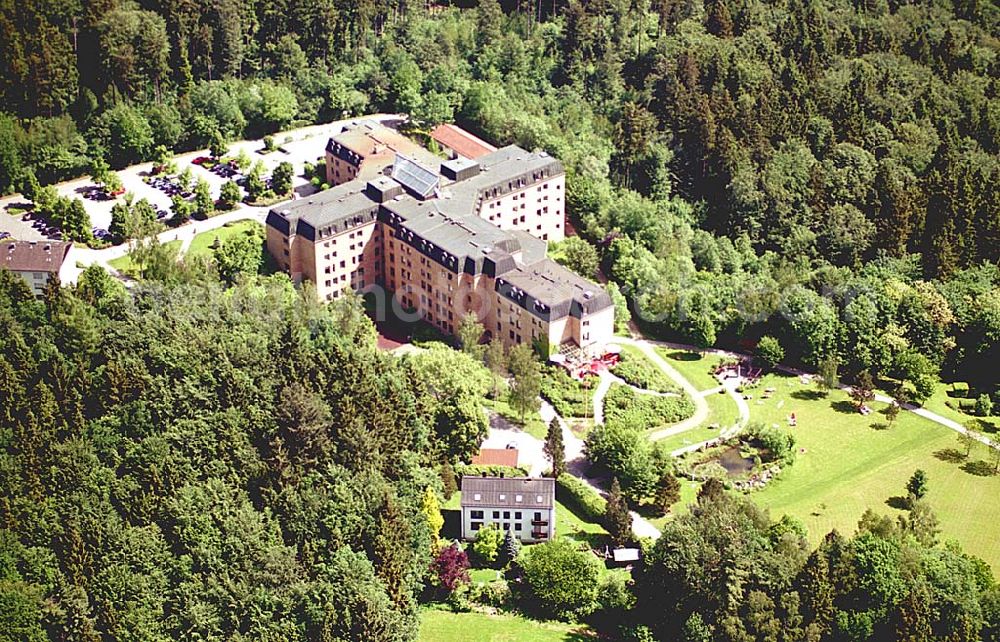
<box><xmin>610</xmin><ymin>346</ymin><xmax>678</xmax><ymax>393</ymax></box>
<box><xmin>602</xmin><ymin>384</ymin><xmax>695</xmax><ymax>430</ymax></box>
<box><xmin>541</xmin><ymin>366</ymin><xmax>594</xmax><ymax>418</ymax></box>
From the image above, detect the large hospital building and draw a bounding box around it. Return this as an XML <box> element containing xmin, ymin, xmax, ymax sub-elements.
<box><xmin>265</xmin><ymin>120</ymin><xmax>614</xmax><ymax>355</ymax></box>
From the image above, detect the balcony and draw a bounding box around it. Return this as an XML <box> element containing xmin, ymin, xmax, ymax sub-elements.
<box><xmin>531</xmin><ymin>519</ymin><xmax>548</xmax><ymax>526</ymax></box>
<box><xmin>531</xmin><ymin>530</ymin><xmax>549</xmax><ymax>540</ymax></box>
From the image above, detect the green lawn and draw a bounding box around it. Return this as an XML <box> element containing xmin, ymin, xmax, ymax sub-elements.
<box><xmin>657</xmin><ymin>349</ymin><xmax>725</xmax><ymax>392</ymax></box>
<box><xmin>654</xmin><ymin>387</ymin><xmax>740</xmax><ymax>453</ymax></box>
<box><xmin>489</xmin><ymin>398</ymin><xmax>548</xmax><ymax>441</ymax></box>
<box><xmin>746</xmin><ymin>372</ymin><xmax>1000</xmax><ymax>572</ymax></box>
<box><xmin>186</xmin><ymin>218</ymin><xmax>262</xmax><ymax>258</ymax></box>
<box><xmin>919</xmin><ymin>380</ymin><xmax>999</xmax><ymax>436</ymax></box>
<box><xmin>419</xmin><ymin>607</ymin><xmax>595</xmax><ymax>641</ymax></box>
<box><xmin>556</xmin><ymin>499</ymin><xmax>608</xmax><ymax>548</ymax></box>
<box><xmin>108</xmin><ymin>240</ymin><xmax>182</xmax><ymax>276</ymax></box>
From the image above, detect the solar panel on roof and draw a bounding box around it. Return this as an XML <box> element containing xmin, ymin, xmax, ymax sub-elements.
<box><xmin>391</xmin><ymin>154</ymin><xmax>439</xmax><ymax>198</ymax></box>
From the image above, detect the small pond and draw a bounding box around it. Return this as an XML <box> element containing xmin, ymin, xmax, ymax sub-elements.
<box><xmin>714</xmin><ymin>446</ymin><xmax>756</xmax><ymax>477</ymax></box>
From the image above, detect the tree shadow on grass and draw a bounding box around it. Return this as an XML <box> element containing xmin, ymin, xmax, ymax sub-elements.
<box><xmin>967</xmin><ymin>418</ymin><xmax>999</xmax><ymax>436</ymax></box>
<box><xmin>886</xmin><ymin>495</ymin><xmax>910</xmax><ymax>510</ymax></box>
<box><xmin>664</xmin><ymin>350</ymin><xmax>703</xmax><ymax>362</ymax></box>
<box><xmin>831</xmin><ymin>400</ymin><xmax>859</xmax><ymax>415</ymax></box>
<box><xmin>961</xmin><ymin>460</ymin><xmax>997</xmax><ymax>477</ymax></box>
<box><xmin>442</xmin><ymin>509</ymin><xmax>462</xmax><ymax>540</ymax></box>
<box><xmin>791</xmin><ymin>389</ymin><xmax>827</xmax><ymax>401</ymax></box>
<box><xmin>562</xmin><ymin>531</ymin><xmax>610</xmax><ymax>550</ymax></box>
<box><xmin>934</xmin><ymin>448</ymin><xmax>966</xmax><ymax>464</ymax></box>
<box><xmin>870</xmin><ymin>422</ymin><xmax>889</xmax><ymax>431</ymax></box>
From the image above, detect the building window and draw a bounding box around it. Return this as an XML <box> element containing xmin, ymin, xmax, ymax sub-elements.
<box><xmin>471</xmin><ymin>510</ymin><xmax>484</xmax><ymax>519</ymax></box>
<box><xmin>536</xmin><ymin>496</ymin><xmax>543</xmax><ymax>504</ymax></box>
<box><xmin>492</xmin><ymin>511</ymin><xmax>500</xmax><ymax>519</ymax></box>
<box><xmin>471</xmin><ymin>522</ymin><xmax>482</xmax><ymax>531</ymax></box>
<box><xmin>503</xmin><ymin>523</ymin><xmax>510</xmax><ymax>531</ymax></box>
<box><xmin>503</xmin><ymin>511</ymin><xmax>510</xmax><ymax>519</ymax></box>
<box><xmin>514</xmin><ymin>512</ymin><xmax>522</xmax><ymax>519</ymax></box>
<box><xmin>515</xmin><ymin>523</ymin><xmax>522</xmax><ymax>531</ymax></box>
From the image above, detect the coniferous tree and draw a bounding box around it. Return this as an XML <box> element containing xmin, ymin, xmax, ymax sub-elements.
<box><xmin>654</xmin><ymin>471</ymin><xmax>681</xmax><ymax>516</ymax></box>
<box><xmin>421</xmin><ymin>486</ymin><xmax>444</xmax><ymax>551</ymax></box>
<box><xmin>544</xmin><ymin>418</ymin><xmax>566</xmax><ymax>477</ymax></box>
<box><xmin>440</xmin><ymin>462</ymin><xmax>458</xmax><ymax>500</ymax></box>
<box><xmin>906</xmin><ymin>469</ymin><xmax>928</xmax><ymax>500</ymax></box>
<box><xmin>372</xmin><ymin>492</ymin><xmax>414</xmax><ymax>607</ymax></box>
<box><xmin>605</xmin><ymin>477</ymin><xmax>632</xmax><ymax>546</ymax></box>
<box><xmin>705</xmin><ymin>0</ymin><xmax>733</xmax><ymax>38</ymax></box>
<box><xmin>497</xmin><ymin>529</ymin><xmax>521</xmax><ymax>569</ymax></box>
<box><xmin>795</xmin><ymin>548</ymin><xmax>835</xmax><ymax>636</ymax></box>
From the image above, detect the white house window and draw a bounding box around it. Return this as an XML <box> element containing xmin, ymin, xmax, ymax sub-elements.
<box><xmin>536</xmin><ymin>495</ymin><xmax>543</xmax><ymax>503</ymax></box>
<box><xmin>473</xmin><ymin>493</ymin><xmax>482</xmax><ymax>501</ymax></box>
<box><xmin>515</xmin><ymin>494</ymin><xmax>523</xmax><ymax>503</ymax></box>
<box><xmin>499</xmin><ymin>494</ymin><xmax>506</xmax><ymax>501</ymax></box>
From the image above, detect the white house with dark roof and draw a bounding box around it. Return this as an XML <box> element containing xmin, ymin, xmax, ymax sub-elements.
<box><xmin>460</xmin><ymin>476</ymin><xmax>555</xmax><ymax>543</ymax></box>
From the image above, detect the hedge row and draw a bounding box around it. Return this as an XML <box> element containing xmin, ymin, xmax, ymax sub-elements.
<box><xmin>556</xmin><ymin>473</ymin><xmax>607</xmax><ymax>523</ymax></box>
<box><xmin>456</xmin><ymin>464</ymin><xmax>529</xmax><ymax>478</ymax></box>
<box><xmin>611</xmin><ymin>350</ymin><xmax>678</xmax><ymax>393</ymax></box>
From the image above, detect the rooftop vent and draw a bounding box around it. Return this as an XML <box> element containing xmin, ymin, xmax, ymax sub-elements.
<box><xmin>582</xmin><ymin>291</ymin><xmax>594</xmax><ymax>300</ymax></box>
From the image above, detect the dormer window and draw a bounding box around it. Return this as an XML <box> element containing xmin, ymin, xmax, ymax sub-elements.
<box><xmin>499</xmin><ymin>494</ymin><xmax>506</xmax><ymax>501</ymax></box>
<box><xmin>515</xmin><ymin>495</ymin><xmax>523</xmax><ymax>503</ymax></box>
<box><xmin>473</xmin><ymin>493</ymin><xmax>482</xmax><ymax>501</ymax></box>
<box><xmin>536</xmin><ymin>495</ymin><xmax>543</xmax><ymax>503</ymax></box>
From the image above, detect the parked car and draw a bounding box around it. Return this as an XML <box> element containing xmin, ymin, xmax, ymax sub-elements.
<box><xmin>0</xmin><ymin>231</ymin><xmax>11</xmax><ymax>240</ymax></box>
<box><xmin>192</xmin><ymin>156</ymin><xmax>210</xmax><ymax>166</ymax></box>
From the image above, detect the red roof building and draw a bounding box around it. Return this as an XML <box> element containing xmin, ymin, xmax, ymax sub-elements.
<box><xmin>429</xmin><ymin>124</ymin><xmax>497</xmax><ymax>160</ymax></box>
<box><xmin>2</xmin><ymin>240</ymin><xmax>71</xmax><ymax>297</ymax></box>
<box><xmin>471</xmin><ymin>448</ymin><xmax>519</xmax><ymax>468</ymax></box>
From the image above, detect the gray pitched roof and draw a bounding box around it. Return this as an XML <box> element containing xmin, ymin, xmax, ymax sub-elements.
<box><xmin>460</xmin><ymin>476</ymin><xmax>555</xmax><ymax>509</ymax></box>
<box><xmin>496</xmin><ymin>259</ymin><xmax>614</xmax><ymax>321</ymax></box>
<box><xmin>266</xmin><ymin>131</ymin><xmax>612</xmax><ymax>318</ymax></box>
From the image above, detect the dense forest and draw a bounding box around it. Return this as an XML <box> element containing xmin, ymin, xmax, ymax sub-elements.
<box><xmin>1</xmin><ymin>266</ymin><xmax>999</xmax><ymax>641</ymax></box>
<box><xmin>0</xmin><ymin>267</ymin><xmax>442</xmax><ymax>640</ymax></box>
<box><xmin>1</xmin><ymin>0</ymin><xmax>1000</xmax><ymax>638</ymax></box>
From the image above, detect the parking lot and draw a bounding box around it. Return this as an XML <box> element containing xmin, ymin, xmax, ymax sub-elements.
<box><xmin>0</xmin><ymin>114</ymin><xmax>402</xmax><ymax>245</ymax></box>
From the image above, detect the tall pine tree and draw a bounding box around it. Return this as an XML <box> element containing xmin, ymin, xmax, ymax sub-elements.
<box><xmin>544</xmin><ymin>418</ymin><xmax>566</xmax><ymax>477</ymax></box>
<box><xmin>605</xmin><ymin>478</ymin><xmax>633</xmax><ymax>546</ymax></box>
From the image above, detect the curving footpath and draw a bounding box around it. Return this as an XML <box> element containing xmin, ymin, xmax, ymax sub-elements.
<box><xmin>644</xmin><ymin>337</ymin><xmax>997</xmax><ymax>451</ymax></box>
<box><xmin>539</xmin><ymin>400</ymin><xmax>663</xmax><ymax>540</ymax></box>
